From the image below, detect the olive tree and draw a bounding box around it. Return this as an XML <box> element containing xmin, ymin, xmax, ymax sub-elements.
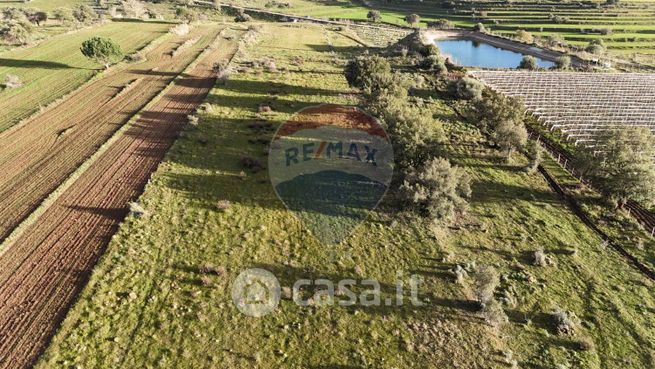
<box><xmin>448</xmin><ymin>77</ymin><xmax>485</xmax><ymax>100</ymax></box>
<box><xmin>367</xmin><ymin>10</ymin><xmax>381</xmax><ymax>22</ymax></box>
<box><xmin>80</xmin><ymin>37</ymin><xmax>123</xmax><ymax>69</ymax></box>
<box><xmin>467</xmin><ymin>90</ymin><xmax>528</xmax><ymax>160</ymax></box>
<box><xmin>555</xmin><ymin>55</ymin><xmax>571</xmax><ymax>69</ymax></box>
<box><xmin>575</xmin><ymin>127</ymin><xmax>655</xmax><ymax>207</ymax></box>
<box><xmin>53</xmin><ymin>8</ymin><xmax>74</xmax><ymax>24</ymax></box>
<box><xmin>344</xmin><ymin>55</ymin><xmax>392</xmax><ymax>92</ymax></box>
<box><xmin>400</xmin><ymin>157</ymin><xmax>471</xmax><ymax>222</ymax></box>
<box><xmin>385</xmin><ymin>104</ymin><xmax>444</xmax><ymax>168</ymax></box>
<box><xmin>515</xmin><ymin>29</ymin><xmax>534</xmax><ymax>43</ymax></box>
<box><xmin>473</xmin><ymin>22</ymin><xmax>486</xmax><ymax>32</ymax></box>
<box><xmin>585</xmin><ymin>39</ymin><xmax>606</xmax><ymax>55</ymax></box>
<box><xmin>121</xmin><ymin>0</ymin><xmax>147</xmax><ymax>19</ymax></box>
<box><xmin>0</xmin><ymin>20</ymin><xmax>34</xmax><ymax>45</ymax></box>
<box><xmin>73</xmin><ymin>4</ymin><xmax>97</xmax><ymax>23</ymax></box>
<box><xmin>25</xmin><ymin>9</ymin><xmax>48</xmax><ymax>26</ymax></box>
<box><xmin>404</xmin><ymin>13</ymin><xmax>420</xmax><ymax>28</ymax></box>
<box><xmin>519</xmin><ymin>55</ymin><xmax>538</xmax><ymax>70</ymax></box>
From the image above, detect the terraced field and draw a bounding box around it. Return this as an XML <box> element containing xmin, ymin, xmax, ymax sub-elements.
<box><xmin>226</xmin><ymin>0</ymin><xmax>655</xmax><ymax>59</ymax></box>
<box><xmin>0</xmin><ymin>20</ymin><xmax>172</xmax><ymax>132</ymax></box>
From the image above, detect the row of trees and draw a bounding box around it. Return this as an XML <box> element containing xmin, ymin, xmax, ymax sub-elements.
<box><xmin>451</xmin><ymin>74</ymin><xmax>654</xmax><ymax>207</ymax></box>
<box><xmin>345</xmin><ymin>55</ymin><xmax>472</xmax><ymax>224</ymax></box>
<box><xmin>575</xmin><ymin>128</ymin><xmax>655</xmax><ymax>207</ymax></box>
<box><xmin>451</xmin><ymin>78</ymin><xmax>530</xmax><ymax>161</ymax></box>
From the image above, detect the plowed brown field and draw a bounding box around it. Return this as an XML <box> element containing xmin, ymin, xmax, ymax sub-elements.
<box><xmin>0</xmin><ymin>24</ymin><xmax>222</xmax><ymax>242</ymax></box>
<box><xmin>0</xmin><ymin>26</ymin><xmax>242</xmax><ymax>369</ymax></box>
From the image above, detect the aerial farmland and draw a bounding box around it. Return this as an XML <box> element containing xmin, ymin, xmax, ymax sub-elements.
<box><xmin>0</xmin><ymin>1</ymin><xmax>654</xmax><ymax>369</ymax></box>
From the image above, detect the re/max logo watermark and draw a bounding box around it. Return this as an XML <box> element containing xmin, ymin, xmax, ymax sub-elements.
<box><xmin>284</xmin><ymin>141</ymin><xmax>378</xmax><ymax>167</ymax></box>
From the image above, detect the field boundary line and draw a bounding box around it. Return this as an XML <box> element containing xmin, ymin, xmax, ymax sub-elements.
<box><xmin>536</xmin><ymin>159</ymin><xmax>655</xmax><ymax>281</ymax></box>
<box><xmin>0</xmin><ymin>24</ymin><xmax>226</xmax><ymax>258</ymax></box>
<box><xmin>0</xmin><ymin>22</ymin><xmax>175</xmax><ymax>136</ymax></box>
<box><xmin>447</xmin><ymin>96</ymin><xmax>655</xmax><ymax>280</ymax></box>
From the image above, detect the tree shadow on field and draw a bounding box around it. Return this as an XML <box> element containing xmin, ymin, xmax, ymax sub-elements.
<box><xmin>305</xmin><ymin>44</ymin><xmax>364</xmax><ymax>55</ymax></box>
<box><xmin>112</xmin><ymin>18</ymin><xmax>173</xmax><ymax>25</ymax></box>
<box><xmin>471</xmin><ymin>179</ymin><xmax>560</xmax><ymax>206</ymax></box>
<box><xmin>132</xmin><ymin>69</ymin><xmax>182</xmax><ymax>77</ymax></box>
<box><xmin>0</xmin><ymin>58</ymin><xmax>77</xmax><ymax>70</ymax></box>
<box><xmin>246</xmin><ymin>263</ymin><xmax>484</xmax><ymax>324</ymax></box>
<box><xmin>217</xmin><ymin>79</ymin><xmax>345</xmax><ymax>98</ymax></box>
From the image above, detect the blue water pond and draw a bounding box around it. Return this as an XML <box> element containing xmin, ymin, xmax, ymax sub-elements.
<box><xmin>436</xmin><ymin>39</ymin><xmax>555</xmax><ymax>69</ymax></box>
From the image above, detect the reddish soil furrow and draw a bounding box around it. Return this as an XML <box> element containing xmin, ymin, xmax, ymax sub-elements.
<box><xmin>0</xmin><ymin>25</ymin><xmax>222</xmax><ymax>242</ymax></box>
<box><xmin>0</xmin><ymin>30</ymin><xmax>240</xmax><ymax>369</ymax></box>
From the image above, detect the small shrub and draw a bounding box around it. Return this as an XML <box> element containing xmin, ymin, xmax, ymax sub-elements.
<box><xmin>125</xmin><ymin>51</ymin><xmax>146</xmax><ymax>63</ymax></box>
<box><xmin>175</xmin><ymin>6</ymin><xmax>200</xmax><ymax>22</ymax></box>
<box><xmin>197</xmin><ymin>103</ymin><xmax>214</xmax><ymax>114</ymax></box>
<box><xmin>448</xmin><ymin>77</ymin><xmax>484</xmax><ymax>100</ymax></box>
<box><xmin>518</xmin><ymin>55</ymin><xmax>538</xmax><ymax>70</ymax></box>
<box><xmin>0</xmin><ymin>20</ymin><xmax>34</xmax><ymax>45</ymax></box>
<box><xmin>128</xmin><ymin>201</ymin><xmax>149</xmax><ymax>217</ymax></box>
<box><xmin>53</xmin><ymin>7</ymin><xmax>74</xmax><ymax>24</ymax></box>
<box><xmin>429</xmin><ymin>19</ymin><xmax>455</xmax><ymax>30</ymax></box>
<box><xmin>216</xmin><ymin>66</ymin><xmax>232</xmax><ymax>85</ymax></box>
<box><xmin>531</xmin><ymin>249</ymin><xmax>549</xmax><ymax>266</ymax></box>
<box><xmin>472</xmin><ymin>265</ymin><xmax>499</xmax><ymax>307</ymax></box>
<box><xmin>366</xmin><ymin>10</ymin><xmax>381</xmax><ymax>22</ymax></box>
<box><xmin>551</xmin><ymin>309</ymin><xmax>578</xmax><ymax>335</ymax></box>
<box><xmin>80</xmin><ymin>37</ymin><xmax>123</xmax><ymax>69</ymax></box>
<box><xmin>400</xmin><ymin>157</ymin><xmax>471</xmax><ymax>222</ymax></box>
<box><xmin>483</xmin><ymin>299</ymin><xmax>508</xmax><ymax>327</ymax></box>
<box><xmin>473</xmin><ymin>22</ymin><xmax>486</xmax><ymax>32</ymax></box>
<box><xmin>240</xmin><ymin>156</ymin><xmax>264</xmax><ymax>172</ymax></box>
<box><xmin>258</xmin><ymin>104</ymin><xmax>273</xmax><ymax>113</ymax></box>
<box><xmin>200</xmin><ymin>276</ymin><xmax>214</xmax><ymax>286</ymax></box>
<box><xmin>418</xmin><ymin>55</ymin><xmax>447</xmax><ymax>74</ymax></box>
<box><xmin>577</xmin><ymin>337</ymin><xmax>595</xmax><ymax>351</ymax></box>
<box><xmin>555</xmin><ymin>55</ymin><xmax>571</xmax><ymax>69</ymax></box>
<box><xmin>3</xmin><ymin>74</ymin><xmax>23</xmax><ymax>89</ymax></box>
<box><xmin>187</xmin><ymin>114</ymin><xmax>199</xmax><ymax>126</ymax></box>
<box><xmin>451</xmin><ymin>264</ymin><xmax>467</xmax><ymax>284</ymax></box>
<box><xmin>234</xmin><ymin>10</ymin><xmax>251</xmax><ymax>22</ymax></box>
<box><xmin>121</xmin><ymin>0</ymin><xmax>147</xmax><ymax>19</ymax></box>
<box><xmin>216</xmin><ymin>199</ymin><xmax>231</xmax><ymax>211</ymax></box>
<box><xmin>404</xmin><ymin>13</ymin><xmax>420</xmax><ymax>27</ymax></box>
<box><xmin>72</xmin><ymin>4</ymin><xmax>96</xmax><ymax>23</ymax></box>
<box><xmin>516</xmin><ymin>29</ymin><xmax>534</xmax><ymax>43</ymax></box>
<box><xmin>524</xmin><ymin>140</ymin><xmax>542</xmax><ymax>174</ymax></box>
<box><xmin>585</xmin><ymin>39</ymin><xmax>606</xmax><ymax>55</ymax></box>
<box><xmin>344</xmin><ymin>55</ymin><xmax>392</xmax><ymax>91</ymax></box>
<box><xmin>170</xmin><ymin>23</ymin><xmax>190</xmax><ymax>36</ymax></box>
<box><xmin>198</xmin><ymin>263</ymin><xmax>225</xmax><ymax>275</ymax></box>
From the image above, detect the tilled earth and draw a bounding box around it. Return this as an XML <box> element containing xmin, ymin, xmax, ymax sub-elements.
<box><xmin>0</xmin><ymin>25</ymin><xmax>243</xmax><ymax>369</ymax></box>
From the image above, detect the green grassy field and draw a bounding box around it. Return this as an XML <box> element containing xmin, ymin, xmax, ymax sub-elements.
<box><xmin>0</xmin><ymin>20</ymin><xmax>171</xmax><ymax>132</ymax></box>
<box><xmin>35</xmin><ymin>21</ymin><xmax>655</xmax><ymax>369</ymax></box>
<box><xmin>0</xmin><ymin>0</ymin><xmax>89</xmax><ymax>11</ymax></box>
<box><xmin>226</xmin><ymin>0</ymin><xmax>655</xmax><ymax>62</ymax></box>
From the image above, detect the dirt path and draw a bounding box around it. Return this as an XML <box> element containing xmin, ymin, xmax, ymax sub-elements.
<box><xmin>0</xmin><ymin>24</ymin><xmax>222</xmax><ymax>242</ymax></box>
<box><xmin>0</xmin><ymin>26</ymin><xmax>242</xmax><ymax>369</ymax></box>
